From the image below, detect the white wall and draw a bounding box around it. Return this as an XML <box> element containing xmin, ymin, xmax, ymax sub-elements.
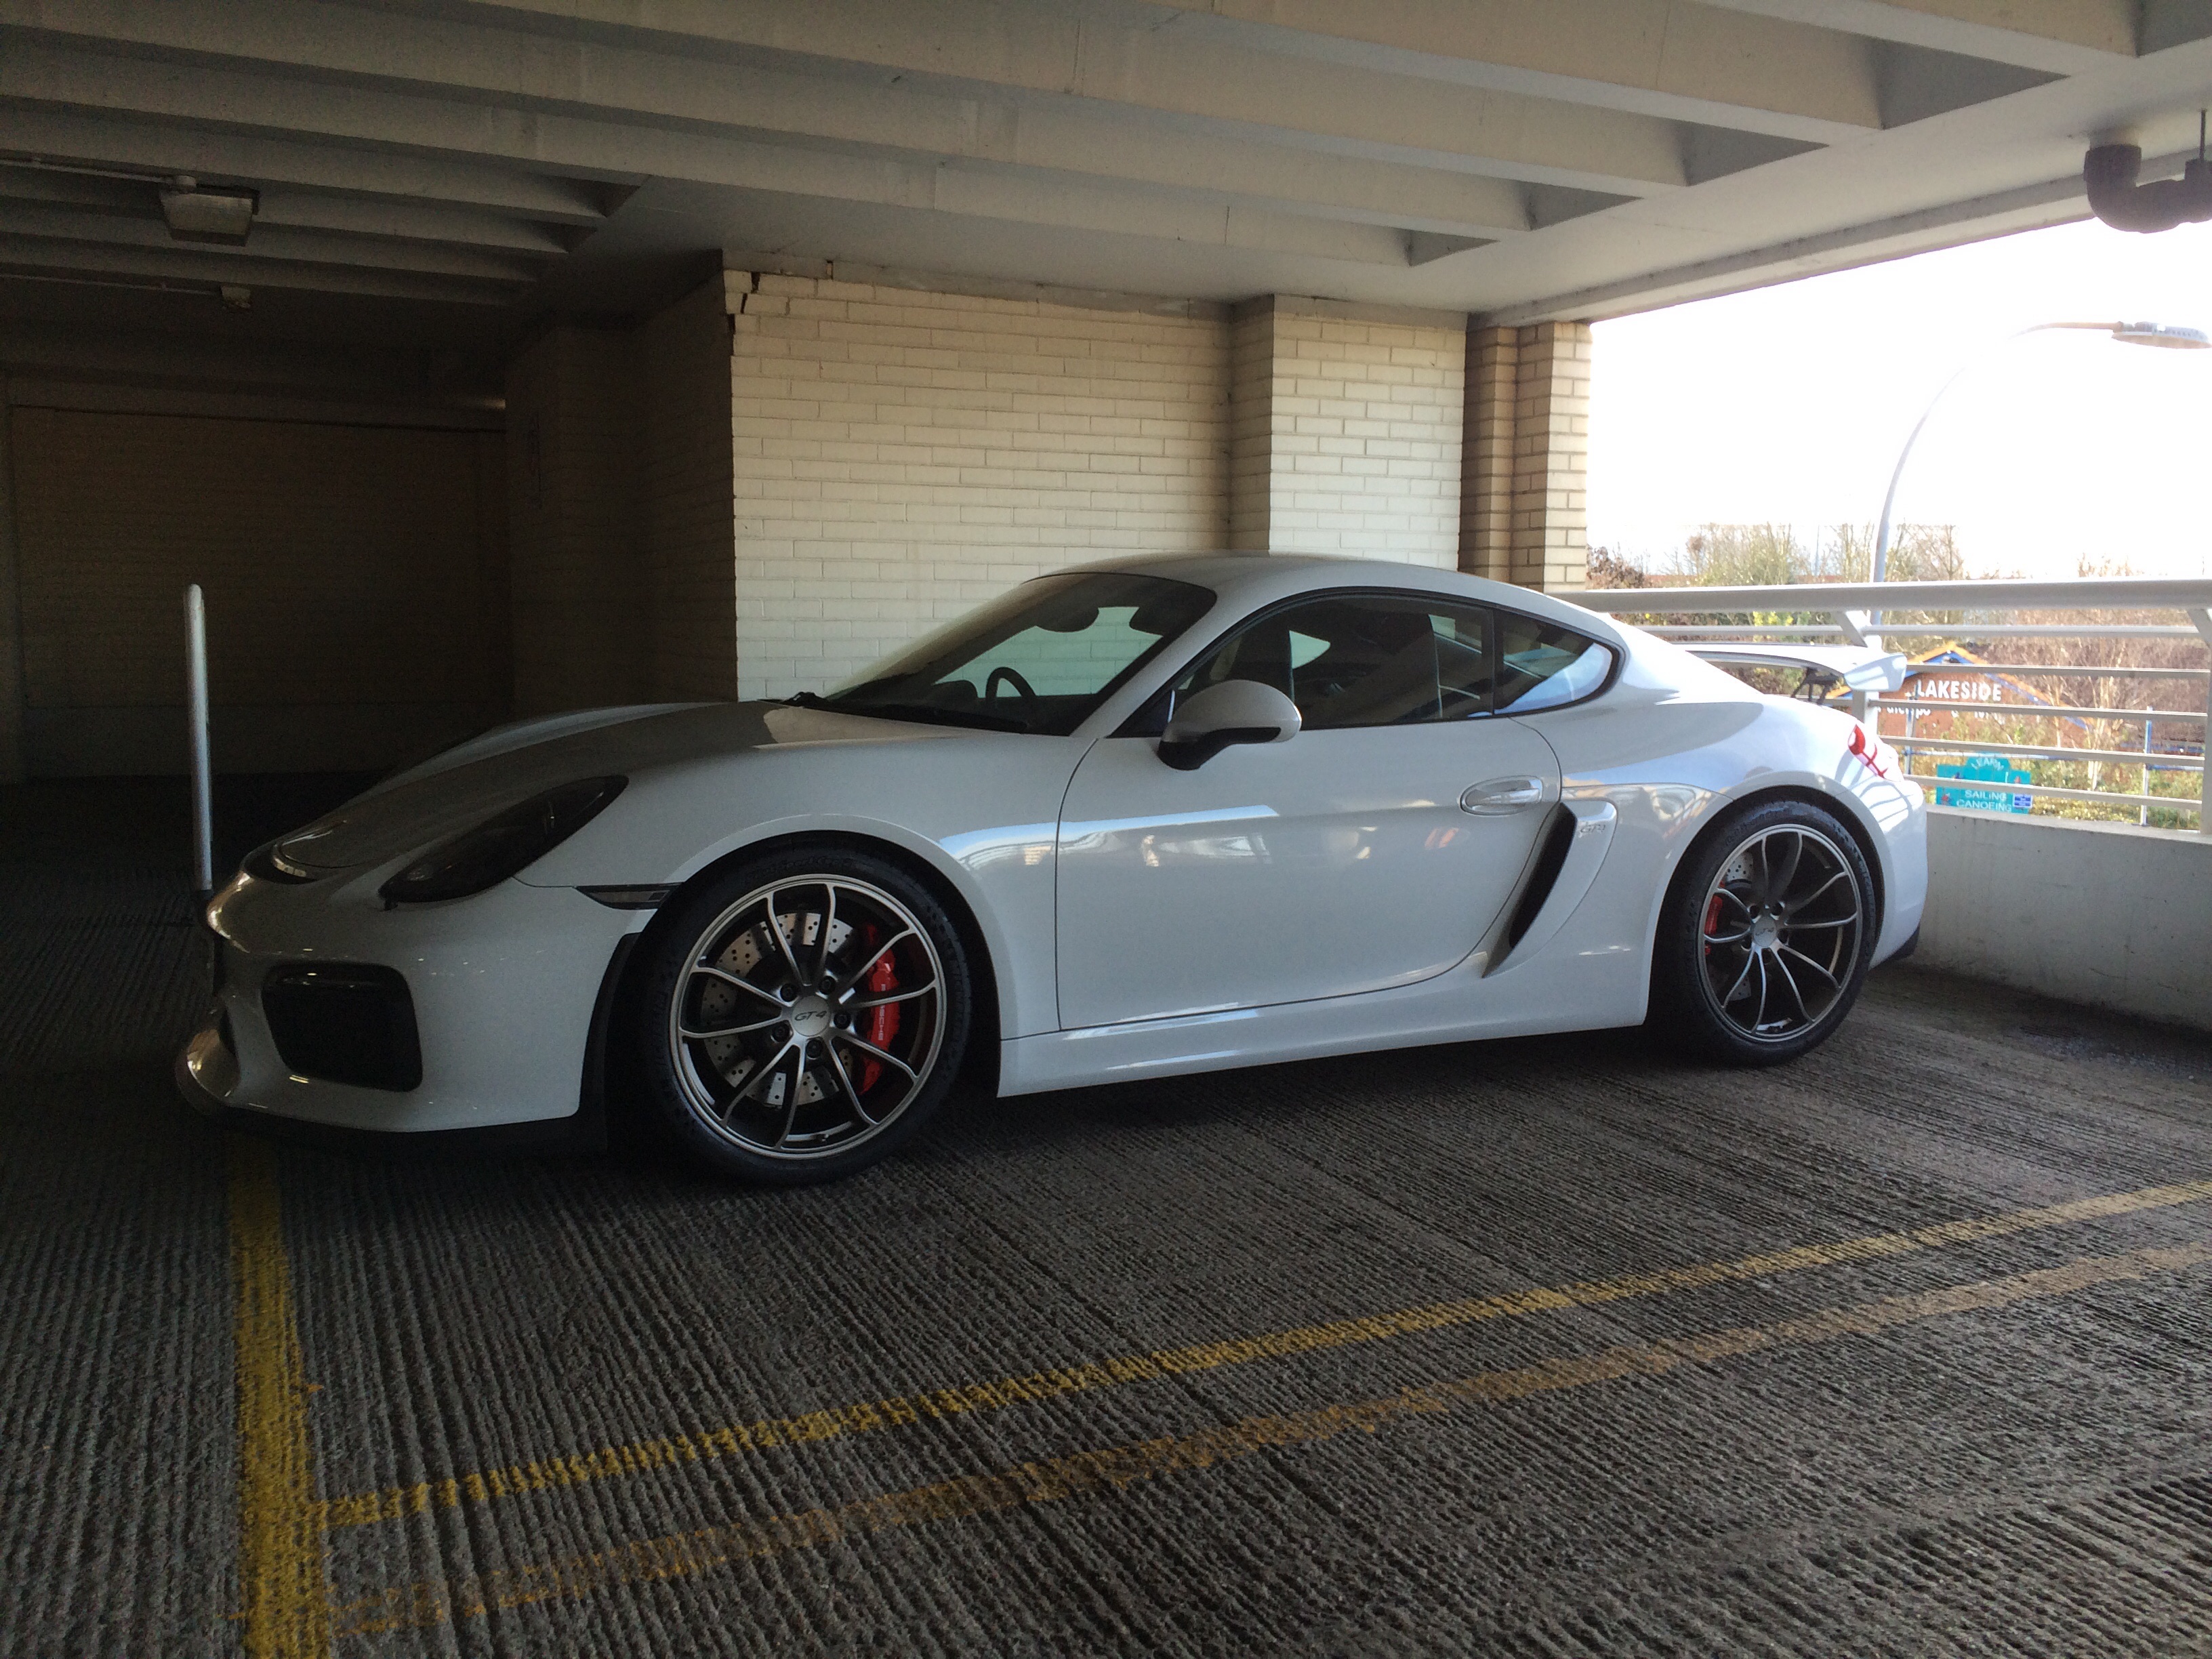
<box><xmin>1917</xmin><ymin>807</ymin><xmax>2212</xmax><ymax>1033</ymax></box>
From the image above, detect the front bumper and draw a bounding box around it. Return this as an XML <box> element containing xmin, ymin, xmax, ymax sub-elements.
<box><xmin>180</xmin><ymin>867</ymin><xmax>641</xmax><ymax>1136</ymax></box>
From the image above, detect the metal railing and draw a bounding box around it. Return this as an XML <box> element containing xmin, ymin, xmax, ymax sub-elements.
<box><xmin>1571</xmin><ymin>576</ymin><xmax>2212</xmax><ymax>834</ymax></box>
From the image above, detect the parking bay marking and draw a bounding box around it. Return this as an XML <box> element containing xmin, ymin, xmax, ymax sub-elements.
<box><xmin>318</xmin><ymin>1174</ymin><xmax>2212</xmax><ymax>1533</ymax></box>
<box><xmin>330</xmin><ymin>1239</ymin><xmax>2212</xmax><ymax>1637</ymax></box>
<box><xmin>230</xmin><ymin>1134</ymin><xmax>333</xmax><ymax>1659</ymax></box>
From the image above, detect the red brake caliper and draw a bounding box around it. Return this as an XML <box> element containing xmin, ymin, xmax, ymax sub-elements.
<box><xmin>1702</xmin><ymin>892</ymin><xmax>1725</xmax><ymax>958</ymax></box>
<box><xmin>858</xmin><ymin>924</ymin><xmax>899</xmax><ymax>1092</ymax></box>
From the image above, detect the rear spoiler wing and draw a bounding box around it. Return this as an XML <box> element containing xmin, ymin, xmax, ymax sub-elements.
<box><xmin>1684</xmin><ymin>642</ymin><xmax>1907</xmax><ymax>695</ymax></box>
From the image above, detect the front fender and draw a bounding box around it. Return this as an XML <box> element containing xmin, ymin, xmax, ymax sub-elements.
<box><xmin>514</xmin><ymin>737</ymin><xmax>1086</xmax><ymax>1041</ymax></box>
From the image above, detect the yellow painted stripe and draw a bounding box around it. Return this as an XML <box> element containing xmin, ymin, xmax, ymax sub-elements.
<box><xmin>331</xmin><ymin>1239</ymin><xmax>2212</xmax><ymax>1636</ymax></box>
<box><xmin>319</xmin><ymin>1174</ymin><xmax>2212</xmax><ymax>1532</ymax></box>
<box><xmin>228</xmin><ymin>1134</ymin><xmax>332</xmax><ymax>1659</ymax></box>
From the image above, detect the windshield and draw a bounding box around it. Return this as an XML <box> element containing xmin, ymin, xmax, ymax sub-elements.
<box><xmin>820</xmin><ymin>572</ymin><xmax>1214</xmax><ymax>735</ymax></box>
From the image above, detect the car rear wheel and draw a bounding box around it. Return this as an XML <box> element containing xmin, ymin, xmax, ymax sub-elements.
<box><xmin>1651</xmin><ymin>798</ymin><xmax>1876</xmax><ymax>1065</ymax></box>
<box><xmin>635</xmin><ymin>849</ymin><xmax>972</xmax><ymax>1183</ymax></box>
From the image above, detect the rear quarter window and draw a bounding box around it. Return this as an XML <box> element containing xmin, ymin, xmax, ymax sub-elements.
<box><xmin>1495</xmin><ymin>615</ymin><xmax>1616</xmax><ymax>713</ymax></box>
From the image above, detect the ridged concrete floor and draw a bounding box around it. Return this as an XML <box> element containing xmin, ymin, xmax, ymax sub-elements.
<box><xmin>4</xmin><ymin>778</ymin><xmax>2211</xmax><ymax>1657</ymax></box>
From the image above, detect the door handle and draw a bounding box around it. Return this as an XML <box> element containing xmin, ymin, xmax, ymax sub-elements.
<box><xmin>1460</xmin><ymin>776</ymin><xmax>1549</xmax><ymax>815</ymax></box>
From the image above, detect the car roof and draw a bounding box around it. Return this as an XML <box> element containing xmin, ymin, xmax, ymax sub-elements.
<box><xmin>1060</xmin><ymin>550</ymin><xmax>1626</xmax><ymax>643</ymax></box>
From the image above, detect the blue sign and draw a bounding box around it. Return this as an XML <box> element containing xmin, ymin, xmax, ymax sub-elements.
<box><xmin>1935</xmin><ymin>754</ymin><xmax>2032</xmax><ymax>813</ymax></box>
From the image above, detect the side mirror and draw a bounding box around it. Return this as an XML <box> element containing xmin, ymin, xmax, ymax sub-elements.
<box><xmin>1156</xmin><ymin>680</ymin><xmax>1301</xmax><ymax>771</ymax></box>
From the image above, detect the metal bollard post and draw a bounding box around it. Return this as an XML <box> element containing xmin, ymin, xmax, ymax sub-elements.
<box><xmin>186</xmin><ymin>584</ymin><xmax>213</xmax><ymax>895</ymax></box>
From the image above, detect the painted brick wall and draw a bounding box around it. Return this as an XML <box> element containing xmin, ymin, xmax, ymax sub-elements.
<box><xmin>727</xmin><ymin>272</ymin><xmax>1230</xmax><ymax>699</ymax></box>
<box><xmin>9</xmin><ymin>407</ymin><xmax>505</xmax><ymax>774</ymax></box>
<box><xmin>1229</xmin><ymin>297</ymin><xmax>1465</xmax><ymax>567</ymax></box>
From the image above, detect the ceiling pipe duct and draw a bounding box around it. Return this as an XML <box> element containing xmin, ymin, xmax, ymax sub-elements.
<box><xmin>2083</xmin><ymin>142</ymin><xmax>2212</xmax><ymax>233</ymax></box>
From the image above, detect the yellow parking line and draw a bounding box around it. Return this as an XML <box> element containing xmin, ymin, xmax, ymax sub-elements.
<box><xmin>330</xmin><ymin>1239</ymin><xmax>2212</xmax><ymax>1637</ymax></box>
<box><xmin>228</xmin><ymin>1134</ymin><xmax>332</xmax><ymax>1659</ymax></box>
<box><xmin>318</xmin><ymin>1174</ymin><xmax>2212</xmax><ymax>1532</ymax></box>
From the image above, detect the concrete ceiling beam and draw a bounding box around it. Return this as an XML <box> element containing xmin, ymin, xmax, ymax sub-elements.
<box><xmin>0</xmin><ymin>237</ymin><xmax>519</xmax><ymax>304</ymax></box>
<box><xmin>0</xmin><ymin>200</ymin><xmax>547</xmax><ymax>283</ymax></box>
<box><xmin>0</xmin><ymin>105</ymin><xmax>617</xmax><ymax>224</ymax></box>
<box><xmin>382</xmin><ymin>0</ymin><xmax>1886</xmax><ymax>143</ymax></box>
<box><xmin>252</xmin><ymin>190</ymin><xmax>574</xmax><ymax>255</ymax></box>
<box><xmin>1109</xmin><ymin>0</ymin><xmax>1881</xmax><ymax>138</ymax></box>
<box><xmin>0</xmin><ymin>0</ymin><xmax>1729</xmax><ymax>200</ymax></box>
<box><xmin>0</xmin><ymin>44</ymin><xmax>1517</xmax><ymax>264</ymax></box>
<box><xmin>1700</xmin><ymin>0</ymin><xmax>2139</xmax><ymax>73</ymax></box>
<box><xmin>0</xmin><ymin>166</ymin><xmax>575</xmax><ymax>254</ymax></box>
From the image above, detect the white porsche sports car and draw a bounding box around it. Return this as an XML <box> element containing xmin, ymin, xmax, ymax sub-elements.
<box><xmin>180</xmin><ymin>554</ymin><xmax>1926</xmax><ymax>1183</ymax></box>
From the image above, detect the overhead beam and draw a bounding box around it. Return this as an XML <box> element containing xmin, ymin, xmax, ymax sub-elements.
<box><xmin>1700</xmin><ymin>0</ymin><xmax>2138</xmax><ymax>73</ymax></box>
<box><xmin>253</xmin><ymin>190</ymin><xmax>573</xmax><ymax>255</ymax></box>
<box><xmin>0</xmin><ymin>106</ymin><xmax>615</xmax><ymax>225</ymax></box>
<box><xmin>0</xmin><ymin>0</ymin><xmax>1717</xmax><ymax>199</ymax></box>
<box><xmin>399</xmin><ymin>0</ymin><xmax>1885</xmax><ymax>143</ymax></box>
<box><xmin>0</xmin><ymin>239</ymin><xmax>518</xmax><ymax>304</ymax></box>
<box><xmin>0</xmin><ymin>44</ymin><xmax>1544</xmax><ymax>262</ymax></box>
<box><xmin>0</xmin><ymin>201</ymin><xmax>546</xmax><ymax>283</ymax></box>
<box><xmin>1121</xmin><ymin>0</ymin><xmax>1881</xmax><ymax>137</ymax></box>
<box><xmin>0</xmin><ymin>166</ymin><xmax>575</xmax><ymax>254</ymax></box>
<box><xmin>1480</xmin><ymin>163</ymin><xmax>2108</xmax><ymax>326</ymax></box>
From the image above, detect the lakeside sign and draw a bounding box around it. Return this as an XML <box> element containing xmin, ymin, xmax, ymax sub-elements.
<box><xmin>1912</xmin><ymin>674</ymin><xmax>2006</xmax><ymax>703</ymax></box>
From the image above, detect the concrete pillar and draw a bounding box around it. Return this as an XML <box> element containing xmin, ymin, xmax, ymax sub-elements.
<box><xmin>1461</xmin><ymin>319</ymin><xmax>1591</xmax><ymax>592</ymax></box>
<box><xmin>1460</xmin><ymin>325</ymin><xmax>1517</xmax><ymax>584</ymax></box>
<box><xmin>504</xmin><ymin>324</ymin><xmax>642</xmax><ymax>716</ymax></box>
<box><xmin>636</xmin><ymin>279</ymin><xmax>739</xmax><ymax>703</ymax></box>
<box><xmin>1227</xmin><ymin>299</ymin><xmax>1277</xmax><ymax>551</ymax></box>
<box><xmin>504</xmin><ymin>277</ymin><xmax>739</xmax><ymax>716</ymax></box>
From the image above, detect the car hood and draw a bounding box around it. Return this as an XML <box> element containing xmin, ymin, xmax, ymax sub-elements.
<box><xmin>272</xmin><ymin>701</ymin><xmax>966</xmax><ymax>872</ymax></box>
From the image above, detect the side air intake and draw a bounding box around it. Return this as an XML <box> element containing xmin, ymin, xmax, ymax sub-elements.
<box><xmin>1503</xmin><ymin>806</ymin><xmax>1576</xmax><ymax>952</ymax></box>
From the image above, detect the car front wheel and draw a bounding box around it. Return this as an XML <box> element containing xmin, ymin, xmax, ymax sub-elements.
<box><xmin>1652</xmin><ymin>798</ymin><xmax>1877</xmax><ymax>1065</ymax></box>
<box><xmin>635</xmin><ymin>849</ymin><xmax>972</xmax><ymax>1183</ymax></box>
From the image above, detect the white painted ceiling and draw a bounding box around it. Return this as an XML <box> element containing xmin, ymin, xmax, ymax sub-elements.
<box><xmin>3</xmin><ymin>0</ymin><xmax>2211</xmax><ymax>335</ymax></box>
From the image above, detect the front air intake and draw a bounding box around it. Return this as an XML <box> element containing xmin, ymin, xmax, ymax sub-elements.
<box><xmin>261</xmin><ymin>964</ymin><xmax>423</xmax><ymax>1092</ymax></box>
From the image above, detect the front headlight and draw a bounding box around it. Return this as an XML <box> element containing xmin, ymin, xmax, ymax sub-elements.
<box><xmin>378</xmin><ymin>777</ymin><xmax>626</xmax><ymax>905</ymax></box>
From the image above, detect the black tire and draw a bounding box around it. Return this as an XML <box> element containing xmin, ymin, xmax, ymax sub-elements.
<box><xmin>634</xmin><ymin>847</ymin><xmax>974</xmax><ymax>1184</ymax></box>
<box><xmin>1650</xmin><ymin>798</ymin><xmax>1877</xmax><ymax>1066</ymax></box>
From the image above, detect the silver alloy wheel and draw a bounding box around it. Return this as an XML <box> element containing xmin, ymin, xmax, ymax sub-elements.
<box><xmin>1696</xmin><ymin>823</ymin><xmax>1864</xmax><ymax>1044</ymax></box>
<box><xmin>667</xmin><ymin>875</ymin><xmax>946</xmax><ymax>1160</ymax></box>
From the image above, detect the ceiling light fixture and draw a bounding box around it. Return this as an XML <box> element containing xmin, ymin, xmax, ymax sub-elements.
<box><xmin>159</xmin><ymin>175</ymin><xmax>258</xmax><ymax>245</ymax></box>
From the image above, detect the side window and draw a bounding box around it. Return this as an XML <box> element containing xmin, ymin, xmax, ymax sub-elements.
<box><xmin>1175</xmin><ymin>594</ymin><xmax>1496</xmax><ymax>730</ymax></box>
<box><xmin>1495</xmin><ymin>613</ymin><xmax>1616</xmax><ymax>712</ymax></box>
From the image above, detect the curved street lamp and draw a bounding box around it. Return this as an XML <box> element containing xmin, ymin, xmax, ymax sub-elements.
<box><xmin>1871</xmin><ymin>318</ymin><xmax>2211</xmax><ymax>585</ymax></box>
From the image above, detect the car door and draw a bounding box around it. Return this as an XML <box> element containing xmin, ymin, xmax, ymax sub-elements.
<box><xmin>1055</xmin><ymin>591</ymin><xmax>1564</xmax><ymax>1029</ymax></box>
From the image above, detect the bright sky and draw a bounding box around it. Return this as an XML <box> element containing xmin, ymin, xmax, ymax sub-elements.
<box><xmin>1586</xmin><ymin>216</ymin><xmax>2212</xmax><ymax>580</ymax></box>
